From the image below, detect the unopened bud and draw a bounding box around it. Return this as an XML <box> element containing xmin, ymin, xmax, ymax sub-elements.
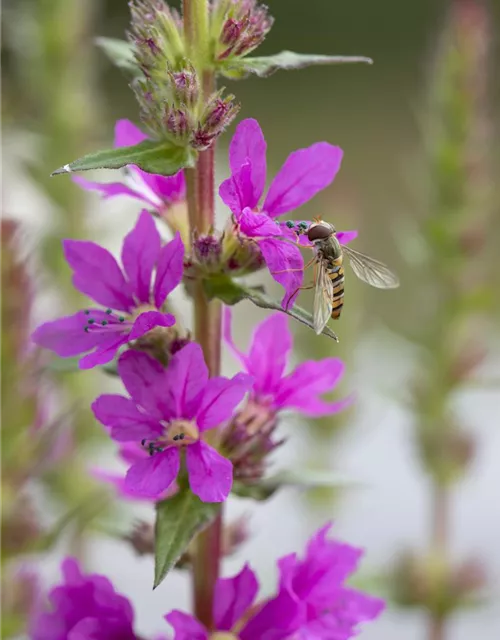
<box><xmin>124</xmin><ymin>520</ymin><xmax>155</xmax><ymax>556</ymax></box>
<box><xmin>166</xmin><ymin>107</ymin><xmax>191</xmax><ymax>140</ymax></box>
<box><xmin>223</xmin><ymin>515</ymin><xmax>250</xmax><ymax>556</ymax></box>
<box><xmin>222</xmin><ymin>398</ymin><xmax>282</xmax><ymax>483</ymax></box>
<box><xmin>192</xmin><ymin>231</ymin><xmax>223</xmax><ymax>272</ymax></box>
<box><xmin>192</xmin><ymin>90</ymin><xmax>240</xmax><ymax>150</ymax></box>
<box><xmin>133</xmin><ymin>325</ymin><xmax>191</xmax><ymax>366</ymax></box>
<box><xmin>390</xmin><ymin>551</ymin><xmax>487</xmax><ymax>616</ymax></box>
<box><xmin>168</xmin><ymin>62</ymin><xmax>200</xmax><ymax>108</ymax></box>
<box><xmin>211</xmin><ymin>0</ymin><xmax>274</xmax><ymax>62</ymax></box>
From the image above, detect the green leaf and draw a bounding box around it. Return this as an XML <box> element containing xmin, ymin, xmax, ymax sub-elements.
<box><xmin>95</xmin><ymin>37</ymin><xmax>139</xmax><ymax>76</ymax></box>
<box><xmin>202</xmin><ymin>275</ymin><xmax>264</xmax><ymax>306</ymax></box>
<box><xmin>233</xmin><ymin>468</ymin><xmax>357</xmax><ymax>501</ymax></box>
<box><xmin>222</xmin><ymin>50</ymin><xmax>373</xmax><ymax>79</ymax></box>
<box><xmin>202</xmin><ymin>276</ymin><xmax>338</xmax><ymax>341</ymax></box>
<box><xmin>154</xmin><ymin>489</ymin><xmax>220</xmax><ymax>589</ymax></box>
<box><xmin>51</xmin><ymin>140</ymin><xmax>195</xmax><ymax>177</ymax></box>
<box><xmin>243</xmin><ymin>286</ymin><xmax>339</xmax><ymax>342</ymax></box>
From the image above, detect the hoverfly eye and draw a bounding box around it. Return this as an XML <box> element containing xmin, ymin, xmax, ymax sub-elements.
<box><xmin>307</xmin><ymin>224</ymin><xmax>332</xmax><ymax>241</ymax></box>
<box><xmin>285</xmin><ymin>220</ymin><xmax>295</xmax><ymax>229</ymax></box>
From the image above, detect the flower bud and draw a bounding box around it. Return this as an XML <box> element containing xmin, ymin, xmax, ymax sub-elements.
<box><xmin>390</xmin><ymin>551</ymin><xmax>487</xmax><ymax>616</ymax></box>
<box><xmin>192</xmin><ymin>231</ymin><xmax>224</xmax><ymax>273</ymax></box>
<box><xmin>210</xmin><ymin>0</ymin><xmax>274</xmax><ymax>62</ymax></box>
<box><xmin>132</xmin><ymin>325</ymin><xmax>191</xmax><ymax>366</ymax></box>
<box><xmin>168</xmin><ymin>63</ymin><xmax>200</xmax><ymax>108</ymax></box>
<box><xmin>192</xmin><ymin>90</ymin><xmax>240</xmax><ymax>150</ymax></box>
<box><xmin>221</xmin><ymin>398</ymin><xmax>283</xmax><ymax>483</ymax></box>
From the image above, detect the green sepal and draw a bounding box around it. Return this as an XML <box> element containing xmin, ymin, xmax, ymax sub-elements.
<box><xmin>220</xmin><ymin>50</ymin><xmax>373</xmax><ymax>79</ymax></box>
<box><xmin>154</xmin><ymin>489</ymin><xmax>220</xmax><ymax>589</ymax></box>
<box><xmin>51</xmin><ymin>140</ymin><xmax>195</xmax><ymax>177</ymax></box>
<box><xmin>95</xmin><ymin>37</ymin><xmax>140</xmax><ymax>77</ymax></box>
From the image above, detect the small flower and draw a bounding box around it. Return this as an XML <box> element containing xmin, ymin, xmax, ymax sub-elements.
<box><xmin>32</xmin><ymin>211</ymin><xmax>183</xmax><ymax>369</ymax></box>
<box><xmin>224</xmin><ymin>307</ymin><xmax>352</xmax><ymax>417</ymax></box>
<box><xmin>219</xmin><ymin>118</ymin><xmax>356</xmax><ymax>306</ymax></box>
<box><xmin>31</xmin><ymin>558</ymin><xmax>136</xmax><ymax>640</ymax></box>
<box><xmin>165</xmin><ymin>523</ymin><xmax>384</xmax><ymax>639</ymax></box>
<box><xmin>222</xmin><ymin>308</ymin><xmax>351</xmax><ymax>481</ymax></box>
<box><xmin>73</xmin><ymin>120</ymin><xmax>186</xmax><ymax>219</ymax></box>
<box><xmin>92</xmin><ymin>343</ymin><xmax>252</xmax><ymax>502</ymax></box>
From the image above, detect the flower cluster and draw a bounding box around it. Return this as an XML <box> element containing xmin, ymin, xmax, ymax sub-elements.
<box><xmin>32</xmin><ymin>525</ymin><xmax>383</xmax><ymax>640</ymax></box>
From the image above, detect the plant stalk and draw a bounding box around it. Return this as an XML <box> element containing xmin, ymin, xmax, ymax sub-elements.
<box><xmin>183</xmin><ymin>0</ymin><xmax>222</xmax><ymax>628</ymax></box>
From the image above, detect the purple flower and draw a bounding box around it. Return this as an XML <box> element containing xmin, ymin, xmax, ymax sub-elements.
<box><xmin>224</xmin><ymin>307</ymin><xmax>352</xmax><ymax>417</ymax></box>
<box><xmin>73</xmin><ymin>119</ymin><xmax>186</xmax><ymax>215</ymax></box>
<box><xmin>31</xmin><ymin>557</ymin><xmax>136</xmax><ymax>640</ymax></box>
<box><xmin>166</xmin><ymin>563</ymin><xmax>300</xmax><ymax>640</ymax></box>
<box><xmin>276</xmin><ymin>523</ymin><xmax>385</xmax><ymax>638</ymax></box>
<box><xmin>32</xmin><ymin>211</ymin><xmax>183</xmax><ymax>369</ymax></box>
<box><xmin>92</xmin><ymin>343</ymin><xmax>251</xmax><ymax>502</ymax></box>
<box><xmin>165</xmin><ymin>523</ymin><xmax>383</xmax><ymax>640</ymax></box>
<box><xmin>91</xmin><ymin>442</ymin><xmax>177</xmax><ymax>502</ymax></box>
<box><xmin>219</xmin><ymin>119</ymin><xmax>354</xmax><ymax>306</ymax></box>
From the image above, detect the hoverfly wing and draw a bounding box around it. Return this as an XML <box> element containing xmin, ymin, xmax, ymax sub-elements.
<box><xmin>342</xmin><ymin>246</ymin><xmax>399</xmax><ymax>289</ymax></box>
<box><xmin>313</xmin><ymin>259</ymin><xmax>334</xmax><ymax>335</ymax></box>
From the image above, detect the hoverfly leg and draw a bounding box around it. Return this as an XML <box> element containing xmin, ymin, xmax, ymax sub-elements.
<box><xmin>270</xmin><ymin>255</ymin><xmax>316</xmax><ymax>276</ymax></box>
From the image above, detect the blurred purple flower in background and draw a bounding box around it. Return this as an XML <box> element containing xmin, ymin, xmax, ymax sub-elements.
<box><xmin>166</xmin><ymin>522</ymin><xmax>384</xmax><ymax>639</ymax></box>
<box><xmin>32</xmin><ymin>212</ymin><xmax>183</xmax><ymax>369</ymax></box>
<box><xmin>219</xmin><ymin>118</ymin><xmax>344</xmax><ymax>305</ymax></box>
<box><xmin>92</xmin><ymin>343</ymin><xmax>251</xmax><ymax>502</ymax></box>
<box><xmin>32</xmin><ymin>558</ymin><xmax>136</xmax><ymax>640</ymax></box>
<box><xmin>73</xmin><ymin>120</ymin><xmax>186</xmax><ymax>215</ymax></box>
<box><xmin>224</xmin><ymin>307</ymin><xmax>352</xmax><ymax>417</ymax></box>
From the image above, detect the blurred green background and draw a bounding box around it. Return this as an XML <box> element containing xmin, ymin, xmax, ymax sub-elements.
<box><xmin>2</xmin><ymin>1</ymin><xmax>500</xmax><ymax>639</ymax></box>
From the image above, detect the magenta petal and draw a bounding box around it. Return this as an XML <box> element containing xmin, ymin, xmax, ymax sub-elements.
<box><xmin>229</xmin><ymin>119</ymin><xmax>267</xmax><ymax>206</ymax></box>
<box><xmin>274</xmin><ymin>358</ymin><xmax>350</xmax><ymax>416</ymax></box>
<box><xmin>163</xmin><ymin>343</ymin><xmax>208</xmax><ymax>419</ymax></box>
<box><xmin>92</xmin><ymin>394</ymin><xmax>163</xmax><ymax>442</ymax></box>
<box><xmin>165</xmin><ymin>611</ymin><xmax>208</xmax><ymax>640</ymax></box>
<box><xmin>121</xmin><ymin>211</ymin><xmax>161</xmax><ymax>303</ymax></box>
<box><xmin>336</xmin><ymin>229</ymin><xmax>358</xmax><ymax>245</ymax></box>
<box><xmin>117</xmin><ymin>350</ymin><xmax>168</xmax><ymax>419</ymax></box>
<box><xmin>240</xmin><ymin>587</ymin><xmax>302</xmax><ymax>640</ymax></box>
<box><xmin>153</xmin><ymin>170</ymin><xmax>186</xmax><ymax>203</ymax></box>
<box><xmin>125</xmin><ymin>448</ymin><xmax>180</xmax><ymax>496</ymax></box>
<box><xmin>63</xmin><ymin>240</ymin><xmax>134</xmax><ymax>312</ymax></box>
<box><xmin>128</xmin><ymin>311</ymin><xmax>175</xmax><ymax>341</ymax></box>
<box><xmin>186</xmin><ymin>441</ymin><xmax>232</xmax><ymax>503</ymax></box>
<box><xmin>214</xmin><ymin>564</ymin><xmax>259</xmax><ymax>631</ymax></box>
<box><xmin>153</xmin><ymin>232</ymin><xmax>185</xmax><ymax>308</ymax></box>
<box><xmin>263</xmin><ymin>143</ymin><xmax>343</xmax><ymax>216</ymax></box>
<box><xmin>247</xmin><ymin>313</ymin><xmax>292</xmax><ymax>395</ymax></box>
<box><xmin>219</xmin><ymin>162</ymin><xmax>254</xmax><ymax>215</ymax></box>
<box><xmin>32</xmin><ymin>310</ymin><xmax>110</xmax><ymax>357</ymax></box>
<box><xmin>330</xmin><ymin>586</ymin><xmax>385</xmax><ymax>624</ymax></box>
<box><xmin>78</xmin><ymin>335</ymin><xmax>128</xmax><ymax>370</ymax></box>
<box><xmin>114</xmin><ymin>119</ymin><xmax>148</xmax><ymax>147</ymax></box>
<box><xmin>71</xmin><ymin>175</ymin><xmax>155</xmax><ymax>205</ymax></box>
<box><xmin>259</xmin><ymin>238</ymin><xmax>304</xmax><ymax>308</ymax></box>
<box><xmin>239</xmin><ymin>208</ymin><xmax>283</xmax><ymax>238</ymax></box>
<box><xmin>222</xmin><ymin>307</ymin><xmax>248</xmax><ymax>367</ymax></box>
<box><xmin>196</xmin><ymin>374</ymin><xmax>251</xmax><ymax>431</ymax></box>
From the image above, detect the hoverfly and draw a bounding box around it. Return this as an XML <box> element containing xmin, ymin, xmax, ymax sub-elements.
<box><xmin>297</xmin><ymin>219</ymin><xmax>399</xmax><ymax>335</ymax></box>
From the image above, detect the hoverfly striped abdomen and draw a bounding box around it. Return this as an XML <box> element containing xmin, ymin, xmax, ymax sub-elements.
<box><xmin>326</xmin><ymin>258</ymin><xmax>345</xmax><ymax>319</ymax></box>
